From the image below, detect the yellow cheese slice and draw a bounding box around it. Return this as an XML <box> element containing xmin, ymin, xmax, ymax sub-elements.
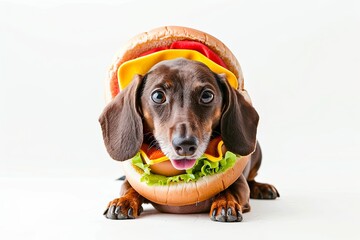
<box><xmin>118</xmin><ymin>49</ymin><xmax>238</xmax><ymax>90</ymax></box>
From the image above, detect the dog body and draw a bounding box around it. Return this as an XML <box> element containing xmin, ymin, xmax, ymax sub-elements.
<box><xmin>100</xmin><ymin>58</ymin><xmax>279</xmax><ymax>222</ymax></box>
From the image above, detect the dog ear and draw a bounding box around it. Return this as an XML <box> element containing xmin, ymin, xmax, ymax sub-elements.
<box><xmin>99</xmin><ymin>75</ymin><xmax>143</xmax><ymax>161</ymax></box>
<box><xmin>218</xmin><ymin>74</ymin><xmax>259</xmax><ymax>156</ymax></box>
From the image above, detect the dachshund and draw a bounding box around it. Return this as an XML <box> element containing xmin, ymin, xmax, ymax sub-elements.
<box><xmin>99</xmin><ymin>58</ymin><xmax>279</xmax><ymax>222</ymax></box>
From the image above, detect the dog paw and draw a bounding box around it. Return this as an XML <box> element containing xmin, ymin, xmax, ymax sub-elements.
<box><xmin>103</xmin><ymin>197</ymin><xmax>143</xmax><ymax>220</ymax></box>
<box><xmin>210</xmin><ymin>198</ymin><xmax>243</xmax><ymax>222</ymax></box>
<box><xmin>248</xmin><ymin>180</ymin><xmax>280</xmax><ymax>199</ymax></box>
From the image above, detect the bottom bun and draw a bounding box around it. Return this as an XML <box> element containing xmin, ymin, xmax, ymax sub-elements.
<box><xmin>151</xmin><ymin>198</ymin><xmax>213</xmax><ymax>214</ymax></box>
<box><xmin>122</xmin><ymin>155</ymin><xmax>250</xmax><ymax>206</ymax></box>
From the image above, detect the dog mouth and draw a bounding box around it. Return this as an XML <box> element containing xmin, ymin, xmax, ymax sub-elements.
<box><xmin>170</xmin><ymin>158</ymin><xmax>197</xmax><ymax>170</ymax></box>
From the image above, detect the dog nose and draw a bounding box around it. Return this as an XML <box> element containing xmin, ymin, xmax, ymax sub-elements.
<box><xmin>172</xmin><ymin>136</ymin><xmax>198</xmax><ymax>156</ymax></box>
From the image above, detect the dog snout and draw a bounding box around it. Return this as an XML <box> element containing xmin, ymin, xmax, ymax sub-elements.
<box><xmin>172</xmin><ymin>136</ymin><xmax>198</xmax><ymax>156</ymax></box>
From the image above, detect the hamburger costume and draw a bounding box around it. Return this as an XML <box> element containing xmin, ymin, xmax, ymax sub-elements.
<box><xmin>104</xmin><ymin>26</ymin><xmax>253</xmax><ymax>211</ymax></box>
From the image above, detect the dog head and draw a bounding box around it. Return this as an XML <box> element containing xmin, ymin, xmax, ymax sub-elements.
<box><xmin>99</xmin><ymin>58</ymin><xmax>259</xmax><ymax>170</ymax></box>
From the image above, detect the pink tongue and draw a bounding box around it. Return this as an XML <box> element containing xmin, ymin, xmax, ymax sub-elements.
<box><xmin>171</xmin><ymin>159</ymin><xmax>196</xmax><ymax>170</ymax></box>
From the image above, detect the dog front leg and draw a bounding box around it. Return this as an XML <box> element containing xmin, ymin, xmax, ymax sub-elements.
<box><xmin>210</xmin><ymin>174</ymin><xmax>250</xmax><ymax>222</ymax></box>
<box><xmin>104</xmin><ymin>180</ymin><xmax>145</xmax><ymax>220</ymax></box>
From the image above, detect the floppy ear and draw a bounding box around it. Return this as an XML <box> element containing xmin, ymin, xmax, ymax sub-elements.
<box><xmin>99</xmin><ymin>75</ymin><xmax>143</xmax><ymax>161</ymax></box>
<box><xmin>218</xmin><ymin>75</ymin><xmax>259</xmax><ymax>156</ymax></box>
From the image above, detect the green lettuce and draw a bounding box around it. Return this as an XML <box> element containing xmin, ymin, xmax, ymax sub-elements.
<box><xmin>131</xmin><ymin>151</ymin><xmax>237</xmax><ymax>186</ymax></box>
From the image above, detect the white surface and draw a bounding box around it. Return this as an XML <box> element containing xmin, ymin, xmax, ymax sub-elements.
<box><xmin>1</xmin><ymin>0</ymin><xmax>360</xmax><ymax>239</ymax></box>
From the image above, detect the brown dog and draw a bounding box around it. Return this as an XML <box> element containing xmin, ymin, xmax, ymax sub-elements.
<box><xmin>99</xmin><ymin>58</ymin><xmax>279</xmax><ymax>222</ymax></box>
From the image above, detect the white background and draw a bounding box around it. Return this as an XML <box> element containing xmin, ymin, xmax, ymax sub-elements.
<box><xmin>1</xmin><ymin>0</ymin><xmax>360</xmax><ymax>239</ymax></box>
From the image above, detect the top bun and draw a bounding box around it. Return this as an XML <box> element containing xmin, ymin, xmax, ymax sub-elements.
<box><xmin>105</xmin><ymin>26</ymin><xmax>244</xmax><ymax>103</ymax></box>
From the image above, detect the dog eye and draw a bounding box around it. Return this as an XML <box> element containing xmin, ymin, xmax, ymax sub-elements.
<box><xmin>151</xmin><ymin>90</ymin><xmax>166</xmax><ymax>104</ymax></box>
<box><xmin>200</xmin><ymin>90</ymin><xmax>214</xmax><ymax>104</ymax></box>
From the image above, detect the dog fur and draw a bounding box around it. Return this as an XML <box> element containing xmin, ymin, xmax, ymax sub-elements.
<box><xmin>100</xmin><ymin>58</ymin><xmax>279</xmax><ymax>222</ymax></box>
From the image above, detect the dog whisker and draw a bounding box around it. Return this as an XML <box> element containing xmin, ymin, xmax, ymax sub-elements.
<box><xmin>143</xmin><ymin>132</ymin><xmax>153</xmax><ymax>137</ymax></box>
<box><xmin>148</xmin><ymin>139</ymin><xmax>160</xmax><ymax>150</ymax></box>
